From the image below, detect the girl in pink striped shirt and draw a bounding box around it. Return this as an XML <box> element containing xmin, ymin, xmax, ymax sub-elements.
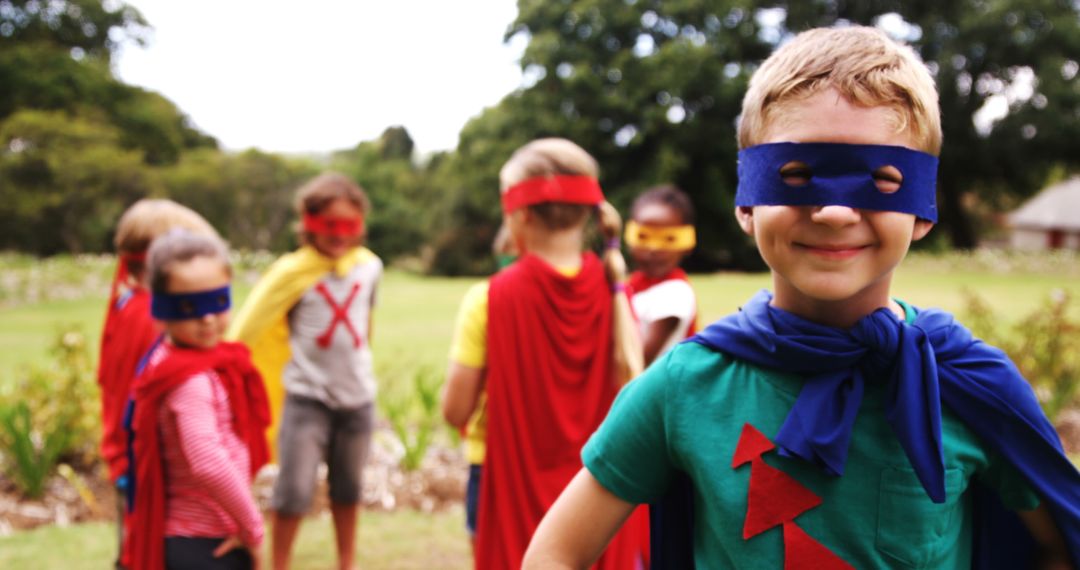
<box><xmin>128</xmin><ymin>231</ymin><xmax>270</xmax><ymax>570</ymax></box>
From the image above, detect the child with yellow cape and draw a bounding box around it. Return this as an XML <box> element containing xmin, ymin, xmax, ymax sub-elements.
<box><xmin>226</xmin><ymin>245</ymin><xmax>375</xmax><ymax>454</ymax></box>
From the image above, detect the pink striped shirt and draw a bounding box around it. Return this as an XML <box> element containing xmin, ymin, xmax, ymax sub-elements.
<box><xmin>154</xmin><ymin>346</ymin><xmax>264</xmax><ymax>546</ymax></box>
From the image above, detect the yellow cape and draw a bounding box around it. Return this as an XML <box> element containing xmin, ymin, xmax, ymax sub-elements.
<box><xmin>226</xmin><ymin>246</ymin><xmax>377</xmax><ymax>458</ymax></box>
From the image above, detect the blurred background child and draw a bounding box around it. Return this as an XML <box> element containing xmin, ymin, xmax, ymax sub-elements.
<box><xmin>128</xmin><ymin>231</ymin><xmax>269</xmax><ymax>570</ymax></box>
<box><xmin>624</xmin><ymin>185</ymin><xmax>699</xmax><ymax>365</ymax></box>
<box><xmin>227</xmin><ymin>173</ymin><xmax>382</xmax><ymax>570</ymax></box>
<box><xmin>97</xmin><ymin>199</ymin><xmax>219</xmax><ymax>567</ymax></box>
<box><xmin>441</xmin><ymin>138</ymin><xmax>646</xmax><ymax>569</ymax></box>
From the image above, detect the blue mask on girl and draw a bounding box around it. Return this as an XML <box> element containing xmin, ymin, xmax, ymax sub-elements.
<box><xmin>151</xmin><ymin>286</ymin><xmax>231</xmax><ymax>320</ymax></box>
<box><xmin>735</xmin><ymin>142</ymin><xmax>938</xmax><ymax>222</ymax></box>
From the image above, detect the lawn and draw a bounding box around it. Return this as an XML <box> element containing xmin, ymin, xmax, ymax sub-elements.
<box><xmin>0</xmin><ymin>250</ymin><xmax>1078</xmax><ymax>567</ymax></box>
<box><xmin>0</xmin><ymin>509</ymin><xmax>472</xmax><ymax>569</ymax></box>
<box><xmin>3</xmin><ymin>251</ymin><xmax>1079</xmax><ymax>377</ymax></box>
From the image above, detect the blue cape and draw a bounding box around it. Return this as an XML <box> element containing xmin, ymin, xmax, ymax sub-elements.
<box><xmin>650</xmin><ymin>291</ymin><xmax>1079</xmax><ymax>569</ymax></box>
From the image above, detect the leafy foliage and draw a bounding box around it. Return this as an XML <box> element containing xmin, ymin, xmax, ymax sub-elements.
<box><xmin>3</xmin><ymin>0</ymin><xmax>1080</xmax><ymax>275</ymax></box>
<box><xmin>964</xmin><ymin>289</ymin><xmax>1080</xmax><ymax>420</ymax></box>
<box><xmin>0</xmin><ymin>326</ymin><xmax>100</xmax><ymax>497</ymax></box>
<box><xmin>329</xmin><ymin>128</ymin><xmax>439</xmax><ymax>263</ymax></box>
<box><xmin>0</xmin><ymin>109</ymin><xmax>156</xmax><ymax>254</ymax></box>
<box><xmin>0</xmin><ymin>0</ymin><xmax>149</xmax><ymax>61</ymax></box>
<box><xmin>379</xmin><ymin>366</ymin><xmax>445</xmax><ymax>472</ymax></box>
<box><xmin>159</xmin><ymin>148</ymin><xmax>319</xmax><ymax>252</ymax></box>
<box><xmin>427</xmin><ymin>0</ymin><xmax>1080</xmax><ymax>273</ymax></box>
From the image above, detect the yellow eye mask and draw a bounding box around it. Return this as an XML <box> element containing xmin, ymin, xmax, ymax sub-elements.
<box><xmin>624</xmin><ymin>221</ymin><xmax>696</xmax><ymax>251</ymax></box>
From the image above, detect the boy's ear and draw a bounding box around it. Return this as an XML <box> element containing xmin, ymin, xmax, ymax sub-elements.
<box><xmin>912</xmin><ymin>219</ymin><xmax>934</xmax><ymax>241</ymax></box>
<box><xmin>735</xmin><ymin>206</ymin><xmax>755</xmax><ymax>237</ymax></box>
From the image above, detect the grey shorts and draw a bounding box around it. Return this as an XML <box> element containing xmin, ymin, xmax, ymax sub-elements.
<box><xmin>271</xmin><ymin>394</ymin><xmax>374</xmax><ymax>515</ymax></box>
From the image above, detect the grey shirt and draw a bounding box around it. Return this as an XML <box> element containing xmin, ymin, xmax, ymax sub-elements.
<box><xmin>283</xmin><ymin>257</ymin><xmax>381</xmax><ymax>409</ymax></box>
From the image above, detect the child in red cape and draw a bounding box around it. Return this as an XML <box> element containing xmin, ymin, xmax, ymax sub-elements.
<box><xmin>624</xmin><ymin>185</ymin><xmax>699</xmax><ymax>365</ymax></box>
<box><xmin>128</xmin><ymin>231</ymin><xmax>269</xmax><ymax>570</ymax></box>
<box><xmin>441</xmin><ymin>137</ymin><xmax>648</xmax><ymax>569</ymax></box>
<box><xmin>97</xmin><ymin>199</ymin><xmax>219</xmax><ymax>567</ymax></box>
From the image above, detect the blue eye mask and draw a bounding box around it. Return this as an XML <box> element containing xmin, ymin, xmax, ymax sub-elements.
<box><xmin>151</xmin><ymin>286</ymin><xmax>231</xmax><ymax>320</ymax></box>
<box><xmin>735</xmin><ymin>142</ymin><xmax>939</xmax><ymax>222</ymax></box>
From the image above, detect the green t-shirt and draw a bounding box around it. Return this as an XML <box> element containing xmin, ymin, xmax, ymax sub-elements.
<box><xmin>582</xmin><ymin>306</ymin><xmax>1039</xmax><ymax>569</ymax></box>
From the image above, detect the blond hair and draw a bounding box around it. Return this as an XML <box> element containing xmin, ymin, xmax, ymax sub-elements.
<box><xmin>738</xmin><ymin>26</ymin><xmax>942</xmax><ymax>155</ymax></box>
<box><xmin>500</xmin><ymin>138</ymin><xmax>643</xmax><ymax>382</ymax></box>
<box><xmin>113</xmin><ymin>199</ymin><xmax>219</xmax><ymax>278</ymax></box>
<box><xmin>499</xmin><ymin>138</ymin><xmax>600</xmax><ymax>231</ymax></box>
<box><xmin>114</xmin><ymin>199</ymin><xmax>219</xmax><ymax>254</ymax></box>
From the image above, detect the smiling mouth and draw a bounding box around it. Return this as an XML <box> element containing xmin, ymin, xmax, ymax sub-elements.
<box><xmin>796</xmin><ymin>243</ymin><xmax>869</xmax><ymax>259</ymax></box>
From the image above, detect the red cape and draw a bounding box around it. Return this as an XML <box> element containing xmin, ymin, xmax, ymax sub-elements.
<box><xmin>97</xmin><ymin>284</ymin><xmax>159</xmax><ymax>482</ymax></box>
<box><xmin>127</xmin><ymin>341</ymin><xmax>270</xmax><ymax>570</ymax></box>
<box><xmin>476</xmin><ymin>253</ymin><xmax>648</xmax><ymax>569</ymax></box>
<box><xmin>626</xmin><ymin>268</ymin><xmax>698</xmax><ymax>337</ymax></box>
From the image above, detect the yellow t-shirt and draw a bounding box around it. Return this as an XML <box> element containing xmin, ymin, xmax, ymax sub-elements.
<box><xmin>449</xmin><ymin>265</ymin><xmax>580</xmax><ymax>464</ymax></box>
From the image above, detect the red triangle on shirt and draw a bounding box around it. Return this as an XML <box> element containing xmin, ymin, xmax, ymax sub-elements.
<box><xmin>743</xmin><ymin>457</ymin><xmax>822</xmax><ymax>539</ymax></box>
<box><xmin>783</xmin><ymin>520</ymin><xmax>855</xmax><ymax>570</ymax></box>
<box><xmin>731</xmin><ymin>423</ymin><xmax>777</xmax><ymax>468</ymax></box>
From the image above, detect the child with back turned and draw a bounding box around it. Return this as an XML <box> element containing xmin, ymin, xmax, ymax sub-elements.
<box><xmin>97</xmin><ymin>199</ymin><xmax>220</xmax><ymax>568</ymax></box>
<box><xmin>99</xmin><ymin>199</ymin><xmax>220</xmax><ymax>485</ymax></box>
<box><xmin>128</xmin><ymin>231</ymin><xmax>269</xmax><ymax>570</ymax></box>
<box><xmin>624</xmin><ymin>185</ymin><xmax>699</xmax><ymax>365</ymax></box>
<box><xmin>441</xmin><ymin>138</ymin><xmax>647</xmax><ymax>569</ymax></box>
<box><xmin>227</xmin><ymin>173</ymin><xmax>382</xmax><ymax>570</ymax></box>
<box><xmin>526</xmin><ymin>27</ymin><xmax>1079</xmax><ymax>569</ymax></box>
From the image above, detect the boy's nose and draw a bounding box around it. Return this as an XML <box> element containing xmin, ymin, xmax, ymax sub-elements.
<box><xmin>810</xmin><ymin>205</ymin><xmax>861</xmax><ymax>228</ymax></box>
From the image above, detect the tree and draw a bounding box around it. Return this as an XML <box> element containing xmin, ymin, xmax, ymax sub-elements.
<box><xmin>330</xmin><ymin>127</ymin><xmax>437</xmax><ymax>263</ymax></box>
<box><xmin>158</xmin><ymin>148</ymin><xmax>318</xmax><ymax>252</ymax></box>
<box><xmin>0</xmin><ymin>0</ymin><xmax>149</xmax><ymax>61</ymax></box>
<box><xmin>431</xmin><ymin>0</ymin><xmax>1079</xmax><ymax>273</ymax></box>
<box><xmin>0</xmin><ymin>109</ymin><xmax>157</xmax><ymax>253</ymax></box>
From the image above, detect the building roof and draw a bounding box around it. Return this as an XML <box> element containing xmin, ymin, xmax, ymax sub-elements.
<box><xmin>1009</xmin><ymin>176</ymin><xmax>1080</xmax><ymax>231</ymax></box>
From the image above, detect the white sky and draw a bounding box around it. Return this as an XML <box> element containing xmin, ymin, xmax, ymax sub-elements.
<box><xmin>113</xmin><ymin>0</ymin><xmax>526</xmax><ymax>155</ymax></box>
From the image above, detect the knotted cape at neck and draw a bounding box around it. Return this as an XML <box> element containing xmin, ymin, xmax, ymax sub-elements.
<box><xmin>690</xmin><ymin>290</ymin><xmax>1080</xmax><ymax>567</ymax></box>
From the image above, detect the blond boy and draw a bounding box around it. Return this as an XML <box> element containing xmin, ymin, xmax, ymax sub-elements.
<box><xmin>525</xmin><ymin>27</ymin><xmax>1077</xmax><ymax>569</ymax></box>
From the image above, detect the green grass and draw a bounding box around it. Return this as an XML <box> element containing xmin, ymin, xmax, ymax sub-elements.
<box><xmin>2</xmin><ymin>260</ymin><xmax>1079</xmax><ymax>380</ymax></box>
<box><xmin>2</xmin><ymin>251</ymin><xmax>1079</xmax><ymax>562</ymax></box>
<box><xmin>0</xmin><ymin>509</ymin><xmax>472</xmax><ymax>569</ymax></box>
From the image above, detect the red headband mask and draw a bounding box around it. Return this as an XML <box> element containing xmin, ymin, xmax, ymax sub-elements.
<box><xmin>109</xmin><ymin>250</ymin><xmax>148</xmax><ymax>306</ymax></box>
<box><xmin>501</xmin><ymin>175</ymin><xmax>605</xmax><ymax>214</ymax></box>
<box><xmin>302</xmin><ymin>213</ymin><xmax>364</xmax><ymax>238</ymax></box>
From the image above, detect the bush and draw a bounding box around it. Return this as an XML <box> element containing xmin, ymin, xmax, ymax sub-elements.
<box><xmin>380</xmin><ymin>366</ymin><xmax>445</xmax><ymax>472</ymax></box>
<box><xmin>964</xmin><ymin>289</ymin><xmax>1080</xmax><ymax>421</ymax></box>
<box><xmin>0</xmin><ymin>326</ymin><xmax>101</xmax><ymax>497</ymax></box>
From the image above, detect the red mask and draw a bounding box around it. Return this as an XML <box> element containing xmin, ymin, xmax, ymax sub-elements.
<box><xmin>303</xmin><ymin>213</ymin><xmax>364</xmax><ymax>237</ymax></box>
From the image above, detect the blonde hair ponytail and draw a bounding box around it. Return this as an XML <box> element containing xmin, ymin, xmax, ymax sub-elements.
<box><xmin>598</xmin><ymin>201</ymin><xmax>644</xmax><ymax>385</ymax></box>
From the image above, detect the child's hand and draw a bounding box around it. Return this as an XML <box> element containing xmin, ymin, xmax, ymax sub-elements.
<box><xmin>213</xmin><ymin>536</ymin><xmax>263</xmax><ymax>570</ymax></box>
